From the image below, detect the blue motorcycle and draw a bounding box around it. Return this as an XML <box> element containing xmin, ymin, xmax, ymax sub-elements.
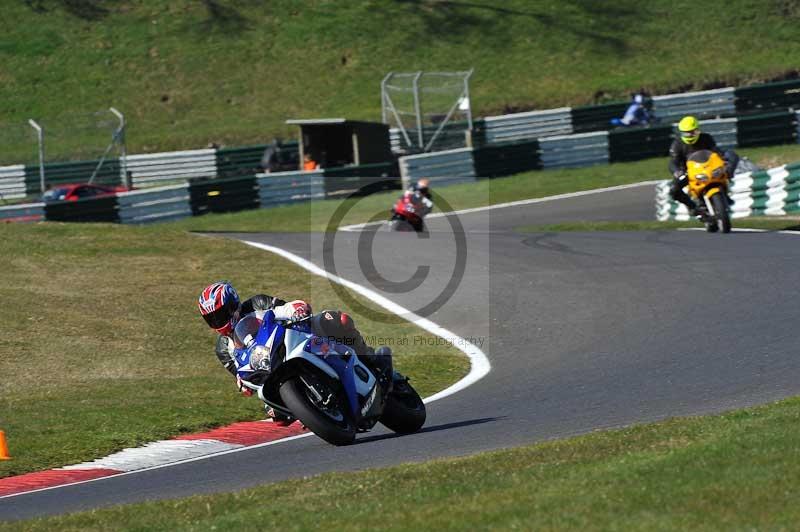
<box><xmin>232</xmin><ymin>310</ymin><xmax>426</xmax><ymax>445</ymax></box>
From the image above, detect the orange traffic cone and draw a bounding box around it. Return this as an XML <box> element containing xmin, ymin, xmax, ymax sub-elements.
<box><xmin>0</xmin><ymin>431</ymin><xmax>11</xmax><ymax>460</ymax></box>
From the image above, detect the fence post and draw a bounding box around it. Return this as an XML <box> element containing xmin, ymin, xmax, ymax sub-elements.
<box><xmin>110</xmin><ymin>107</ymin><xmax>128</xmax><ymax>188</ymax></box>
<box><xmin>413</xmin><ymin>71</ymin><xmax>423</xmax><ymax>148</ymax></box>
<box><xmin>381</xmin><ymin>72</ymin><xmax>392</xmax><ymax>124</ymax></box>
<box><xmin>28</xmin><ymin>119</ymin><xmax>45</xmax><ymax>193</ymax></box>
<box><xmin>464</xmin><ymin>68</ymin><xmax>474</xmax><ymax>131</ymax></box>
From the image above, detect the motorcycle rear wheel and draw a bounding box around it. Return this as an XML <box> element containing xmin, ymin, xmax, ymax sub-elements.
<box><xmin>380</xmin><ymin>379</ymin><xmax>426</xmax><ymax>434</ymax></box>
<box><xmin>279</xmin><ymin>376</ymin><xmax>356</xmax><ymax>446</ymax></box>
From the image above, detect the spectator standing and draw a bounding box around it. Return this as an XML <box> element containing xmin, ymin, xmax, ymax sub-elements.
<box><xmin>260</xmin><ymin>139</ymin><xmax>283</xmax><ymax>173</ymax></box>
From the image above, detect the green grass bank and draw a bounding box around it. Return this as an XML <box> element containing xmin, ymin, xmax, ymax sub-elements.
<box><xmin>2</xmin><ymin>1</ymin><xmax>800</xmax><ymax>160</ymax></box>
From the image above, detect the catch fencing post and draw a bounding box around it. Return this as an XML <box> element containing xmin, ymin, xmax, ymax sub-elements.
<box><xmin>381</xmin><ymin>73</ymin><xmax>392</xmax><ymax>124</ymax></box>
<box><xmin>413</xmin><ymin>71</ymin><xmax>424</xmax><ymax>148</ymax></box>
<box><xmin>110</xmin><ymin>107</ymin><xmax>128</xmax><ymax>188</ymax></box>
<box><xmin>28</xmin><ymin>119</ymin><xmax>45</xmax><ymax>193</ymax></box>
<box><xmin>463</xmin><ymin>68</ymin><xmax>474</xmax><ymax>131</ymax></box>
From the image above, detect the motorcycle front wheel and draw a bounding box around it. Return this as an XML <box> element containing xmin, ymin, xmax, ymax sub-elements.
<box><xmin>279</xmin><ymin>376</ymin><xmax>356</xmax><ymax>446</ymax></box>
<box><xmin>380</xmin><ymin>379</ymin><xmax>426</xmax><ymax>434</ymax></box>
<box><xmin>389</xmin><ymin>218</ymin><xmax>415</xmax><ymax>232</ymax></box>
<box><xmin>711</xmin><ymin>193</ymin><xmax>731</xmax><ymax>233</ymax></box>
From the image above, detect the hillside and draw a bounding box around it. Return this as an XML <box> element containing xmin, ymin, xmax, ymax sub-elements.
<box><xmin>2</xmin><ymin>0</ymin><xmax>800</xmax><ymax>162</ymax></box>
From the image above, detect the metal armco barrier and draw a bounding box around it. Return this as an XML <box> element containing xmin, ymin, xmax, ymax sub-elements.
<box><xmin>44</xmin><ymin>195</ymin><xmax>119</xmax><ymax>223</ymax></box>
<box><xmin>323</xmin><ymin>162</ymin><xmax>400</xmax><ymax>198</ymax></box>
<box><xmin>794</xmin><ymin>111</ymin><xmax>800</xmax><ymax>142</ymax></box>
<box><xmin>539</xmin><ymin>131</ymin><xmax>609</xmax><ymax>169</ymax></box>
<box><xmin>651</xmin><ymin>88</ymin><xmax>736</xmax><ymax>123</ymax></box>
<box><xmin>25</xmin><ymin>158</ymin><xmax>121</xmax><ymax>194</ymax></box>
<box><xmin>399</xmin><ymin>148</ymin><xmax>476</xmax><ymax>189</ymax></box>
<box><xmin>734</xmin><ymin>79</ymin><xmax>800</xmax><ymax>114</ymax></box>
<box><xmin>390</xmin><ymin>122</ymin><xmax>470</xmax><ymax>155</ymax></box>
<box><xmin>0</xmin><ymin>165</ymin><xmax>27</xmax><ymax>200</ymax></box>
<box><xmin>126</xmin><ymin>149</ymin><xmax>216</xmax><ymax>187</ymax></box>
<box><xmin>736</xmin><ymin>111</ymin><xmax>797</xmax><ymax>148</ymax></box>
<box><xmin>481</xmin><ymin>107</ymin><xmax>572</xmax><ymax>144</ymax></box>
<box><xmin>570</xmin><ymin>102</ymin><xmax>629</xmax><ymax>133</ymax></box>
<box><xmin>2</xmin><ymin>146</ymin><xmax>274</xmax><ymax>198</ymax></box>
<box><xmin>473</xmin><ymin>140</ymin><xmax>539</xmax><ymax>178</ymax></box>
<box><xmin>609</xmin><ymin>125</ymin><xmax>673</xmax><ymax>163</ymax></box>
<box><xmin>697</xmin><ymin>118</ymin><xmax>738</xmax><ymax>151</ymax></box>
<box><xmin>0</xmin><ymin>202</ymin><xmax>44</xmax><ymax>223</ymax></box>
<box><xmin>257</xmin><ymin>171</ymin><xmax>325</xmax><ymax>207</ymax></box>
<box><xmin>189</xmin><ymin>176</ymin><xmax>259</xmax><ymax>216</ymax></box>
<box><xmin>216</xmin><ymin>146</ymin><xmax>265</xmax><ymax>178</ymax></box>
<box><xmin>117</xmin><ymin>184</ymin><xmax>192</xmax><ymax>224</ymax></box>
<box><xmin>389</xmin><ymin>128</ymin><xmax>405</xmax><ymax>154</ymax></box>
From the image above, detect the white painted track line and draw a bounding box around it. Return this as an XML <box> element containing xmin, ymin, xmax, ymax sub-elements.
<box><xmin>340</xmin><ymin>180</ymin><xmax>662</xmax><ymax>231</ymax></box>
<box><xmin>242</xmin><ymin>241</ymin><xmax>492</xmax><ymax>404</ymax></box>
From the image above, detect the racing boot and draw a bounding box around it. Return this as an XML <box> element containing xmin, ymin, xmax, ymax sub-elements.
<box><xmin>265</xmin><ymin>405</ymin><xmax>296</xmax><ymax>426</ymax></box>
<box><xmin>691</xmin><ymin>203</ymin><xmax>708</xmax><ymax>221</ymax></box>
<box><xmin>359</xmin><ymin>346</ymin><xmax>394</xmax><ymax>395</ymax></box>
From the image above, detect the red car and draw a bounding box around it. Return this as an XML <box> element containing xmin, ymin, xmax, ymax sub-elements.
<box><xmin>41</xmin><ymin>183</ymin><xmax>129</xmax><ymax>203</ymax></box>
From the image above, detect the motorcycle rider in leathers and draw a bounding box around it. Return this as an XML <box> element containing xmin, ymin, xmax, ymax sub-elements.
<box><xmin>669</xmin><ymin>115</ymin><xmax>739</xmax><ymax>216</ymax></box>
<box><xmin>392</xmin><ymin>178</ymin><xmax>434</xmax><ymax>232</ymax></box>
<box><xmin>198</xmin><ymin>281</ymin><xmax>393</xmax><ymax>424</ymax></box>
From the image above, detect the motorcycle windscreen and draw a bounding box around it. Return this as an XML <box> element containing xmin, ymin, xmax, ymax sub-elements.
<box><xmin>233</xmin><ymin>313</ymin><xmax>263</xmax><ymax>349</ymax></box>
<box><xmin>687</xmin><ymin>149</ymin><xmax>712</xmax><ymax>164</ymax></box>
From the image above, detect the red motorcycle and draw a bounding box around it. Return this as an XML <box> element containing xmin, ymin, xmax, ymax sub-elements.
<box><xmin>390</xmin><ymin>191</ymin><xmax>431</xmax><ymax>232</ymax></box>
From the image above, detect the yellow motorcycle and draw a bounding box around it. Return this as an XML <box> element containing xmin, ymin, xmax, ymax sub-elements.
<box><xmin>686</xmin><ymin>150</ymin><xmax>732</xmax><ymax>233</ymax></box>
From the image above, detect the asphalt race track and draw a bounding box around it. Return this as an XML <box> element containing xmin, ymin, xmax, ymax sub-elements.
<box><xmin>4</xmin><ymin>182</ymin><xmax>800</xmax><ymax>520</ymax></box>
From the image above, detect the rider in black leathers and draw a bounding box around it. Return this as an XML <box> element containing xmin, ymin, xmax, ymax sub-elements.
<box><xmin>669</xmin><ymin>116</ymin><xmax>739</xmax><ymax>215</ymax></box>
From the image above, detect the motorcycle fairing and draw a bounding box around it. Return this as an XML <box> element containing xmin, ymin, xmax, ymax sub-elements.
<box><xmin>233</xmin><ymin>311</ymin><xmax>380</xmax><ymax>423</ymax></box>
<box><xmin>297</xmin><ymin>336</ymin><xmax>379</xmax><ymax>419</ymax></box>
<box><xmin>234</xmin><ymin>310</ymin><xmax>286</xmax><ymax>378</ymax></box>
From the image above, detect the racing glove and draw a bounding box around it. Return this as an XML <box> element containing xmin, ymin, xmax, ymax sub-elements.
<box><xmin>248</xmin><ymin>294</ymin><xmax>287</xmax><ymax>312</ymax></box>
<box><xmin>249</xmin><ymin>294</ymin><xmax>274</xmax><ymax>311</ymax></box>
<box><xmin>274</xmin><ymin>300</ymin><xmax>313</xmax><ymax>322</ymax></box>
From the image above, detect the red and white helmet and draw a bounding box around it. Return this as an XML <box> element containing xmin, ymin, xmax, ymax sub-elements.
<box><xmin>198</xmin><ymin>281</ymin><xmax>241</xmax><ymax>337</ymax></box>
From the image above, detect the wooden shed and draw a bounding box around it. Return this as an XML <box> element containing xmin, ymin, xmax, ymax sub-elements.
<box><xmin>285</xmin><ymin>119</ymin><xmax>393</xmax><ymax>170</ymax></box>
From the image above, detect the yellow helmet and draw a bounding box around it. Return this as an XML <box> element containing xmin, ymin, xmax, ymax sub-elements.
<box><xmin>678</xmin><ymin>116</ymin><xmax>700</xmax><ymax>145</ymax></box>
